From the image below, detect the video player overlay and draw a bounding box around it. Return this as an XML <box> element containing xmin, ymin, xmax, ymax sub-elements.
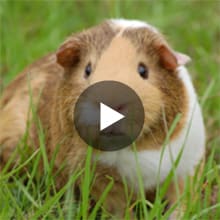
<box><xmin>74</xmin><ymin>81</ymin><xmax>144</xmax><ymax>151</ymax></box>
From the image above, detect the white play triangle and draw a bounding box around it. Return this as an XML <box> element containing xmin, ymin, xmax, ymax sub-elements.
<box><xmin>100</xmin><ymin>103</ymin><xmax>125</xmax><ymax>131</ymax></box>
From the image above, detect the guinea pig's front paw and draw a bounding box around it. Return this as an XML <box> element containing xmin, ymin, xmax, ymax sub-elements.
<box><xmin>168</xmin><ymin>208</ymin><xmax>184</xmax><ymax>220</ymax></box>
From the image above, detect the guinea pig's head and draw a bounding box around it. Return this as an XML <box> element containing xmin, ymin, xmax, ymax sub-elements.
<box><xmin>56</xmin><ymin>19</ymin><xmax>191</xmax><ymax>148</ymax></box>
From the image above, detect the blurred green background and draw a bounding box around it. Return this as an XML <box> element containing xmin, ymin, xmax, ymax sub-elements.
<box><xmin>0</xmin><ymin>0</ymin><xmax>220</xmax><ymax>154</ymax></box>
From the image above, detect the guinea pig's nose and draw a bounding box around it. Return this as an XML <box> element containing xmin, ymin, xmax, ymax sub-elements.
<box><xmin>115</xmin><ymin>104</ymin><xmax>127</xmax><ymax>113</ymax></box>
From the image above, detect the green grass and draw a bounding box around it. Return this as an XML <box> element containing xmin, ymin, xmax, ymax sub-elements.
<box><xmin>0</xmin><ymin>0</ymin><xmax>220</xmax><ymax>219</ymax></box>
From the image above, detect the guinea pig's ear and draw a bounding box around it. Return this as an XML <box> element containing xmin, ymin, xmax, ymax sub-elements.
<box><xmin>56</xmin><ymin>40</ymin><xmax>81</xmax><ymax>68</ymax></box>
<box><xmin>157</xmin><ymin>45</ymin><xmax>191</xmax><ymax>71</ymax></box>
<box><xmin>174</xmin><ymin>51</ymin><xmax>191</xmax><ymax>66</ymax></box>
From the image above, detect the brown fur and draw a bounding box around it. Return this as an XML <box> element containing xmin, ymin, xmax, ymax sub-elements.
<box><xmin>0</xmin><ymin>20</ymin><xmax>193</xmax><ymax>217</ymax></box>
<box><xmin>122</xmin><ymin>28</ymin><xmax>188</xmax><ymax>149</ymax></box>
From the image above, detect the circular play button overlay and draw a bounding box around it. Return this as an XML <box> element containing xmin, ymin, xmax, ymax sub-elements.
<box><xmin>74</xmin><ymin>81</ymin><xmax>144</xmax><ymax>151</ymax></box>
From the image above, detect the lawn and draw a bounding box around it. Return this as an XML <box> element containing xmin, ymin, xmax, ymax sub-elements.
<box><xmin>0</xmin><ymin>0</ymin><xmax>220</xmax><ymax>219</ymax></box>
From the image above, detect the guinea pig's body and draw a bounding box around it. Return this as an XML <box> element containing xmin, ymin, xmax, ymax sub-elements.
<box><xmin>0</xmin><ymin>19</ymin><xmax>205</xmax><ymax>218</ymax></box>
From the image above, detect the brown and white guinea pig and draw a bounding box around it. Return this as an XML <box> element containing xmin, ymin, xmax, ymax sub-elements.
<box><xmin>0</xmin><ymin>19</ymin><xmax>205</xmax><ymax>217</ymax></box>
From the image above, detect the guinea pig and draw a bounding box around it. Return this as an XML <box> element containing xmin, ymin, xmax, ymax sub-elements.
<box><xmin>0</xmin><ymin>19</ymin><xmax>205</xmax><ymax>218</ymax></box>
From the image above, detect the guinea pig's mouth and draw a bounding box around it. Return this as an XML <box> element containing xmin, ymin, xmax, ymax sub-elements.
<box><xmin>101</xmin><ymin>130</ymin><xmax>125</xmax><ymax>137</ymax></box>
<box><xmin>100</xmin><ymin>124</ymin><xmax>126</xmax><ymax>136</ymax></box>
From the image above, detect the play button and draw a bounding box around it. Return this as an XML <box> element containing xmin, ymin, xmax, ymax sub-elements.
<box><xmin>100</xmin><ymin>103</ymin><xmax>125</xmax><ymax>131</ymax></box>
<box><xmin>74</xmin><ymin>81</ymin><xmax>144</xmax><ymax>151</ymax></box>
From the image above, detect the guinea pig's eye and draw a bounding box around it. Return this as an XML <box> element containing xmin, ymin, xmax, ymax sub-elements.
<box><xmin>84</xmin><ymin>63</ymin><xmax>92</xmax><ymax>77</ymax></box>
<box><xmin>138</xmin><ymin>63</ymin><xmax>148</xmax><ymax>79</ymax></box>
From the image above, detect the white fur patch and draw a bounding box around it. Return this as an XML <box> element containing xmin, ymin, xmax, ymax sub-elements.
<box><xmin>110</xmin><ymin>18</ymin><xmax>158</xmax><ymax>33</ymax></box>
<box><xmin>96</xmin><ymin>66</ymin><xmax>205</xmax><ymax>191</ymax></box>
